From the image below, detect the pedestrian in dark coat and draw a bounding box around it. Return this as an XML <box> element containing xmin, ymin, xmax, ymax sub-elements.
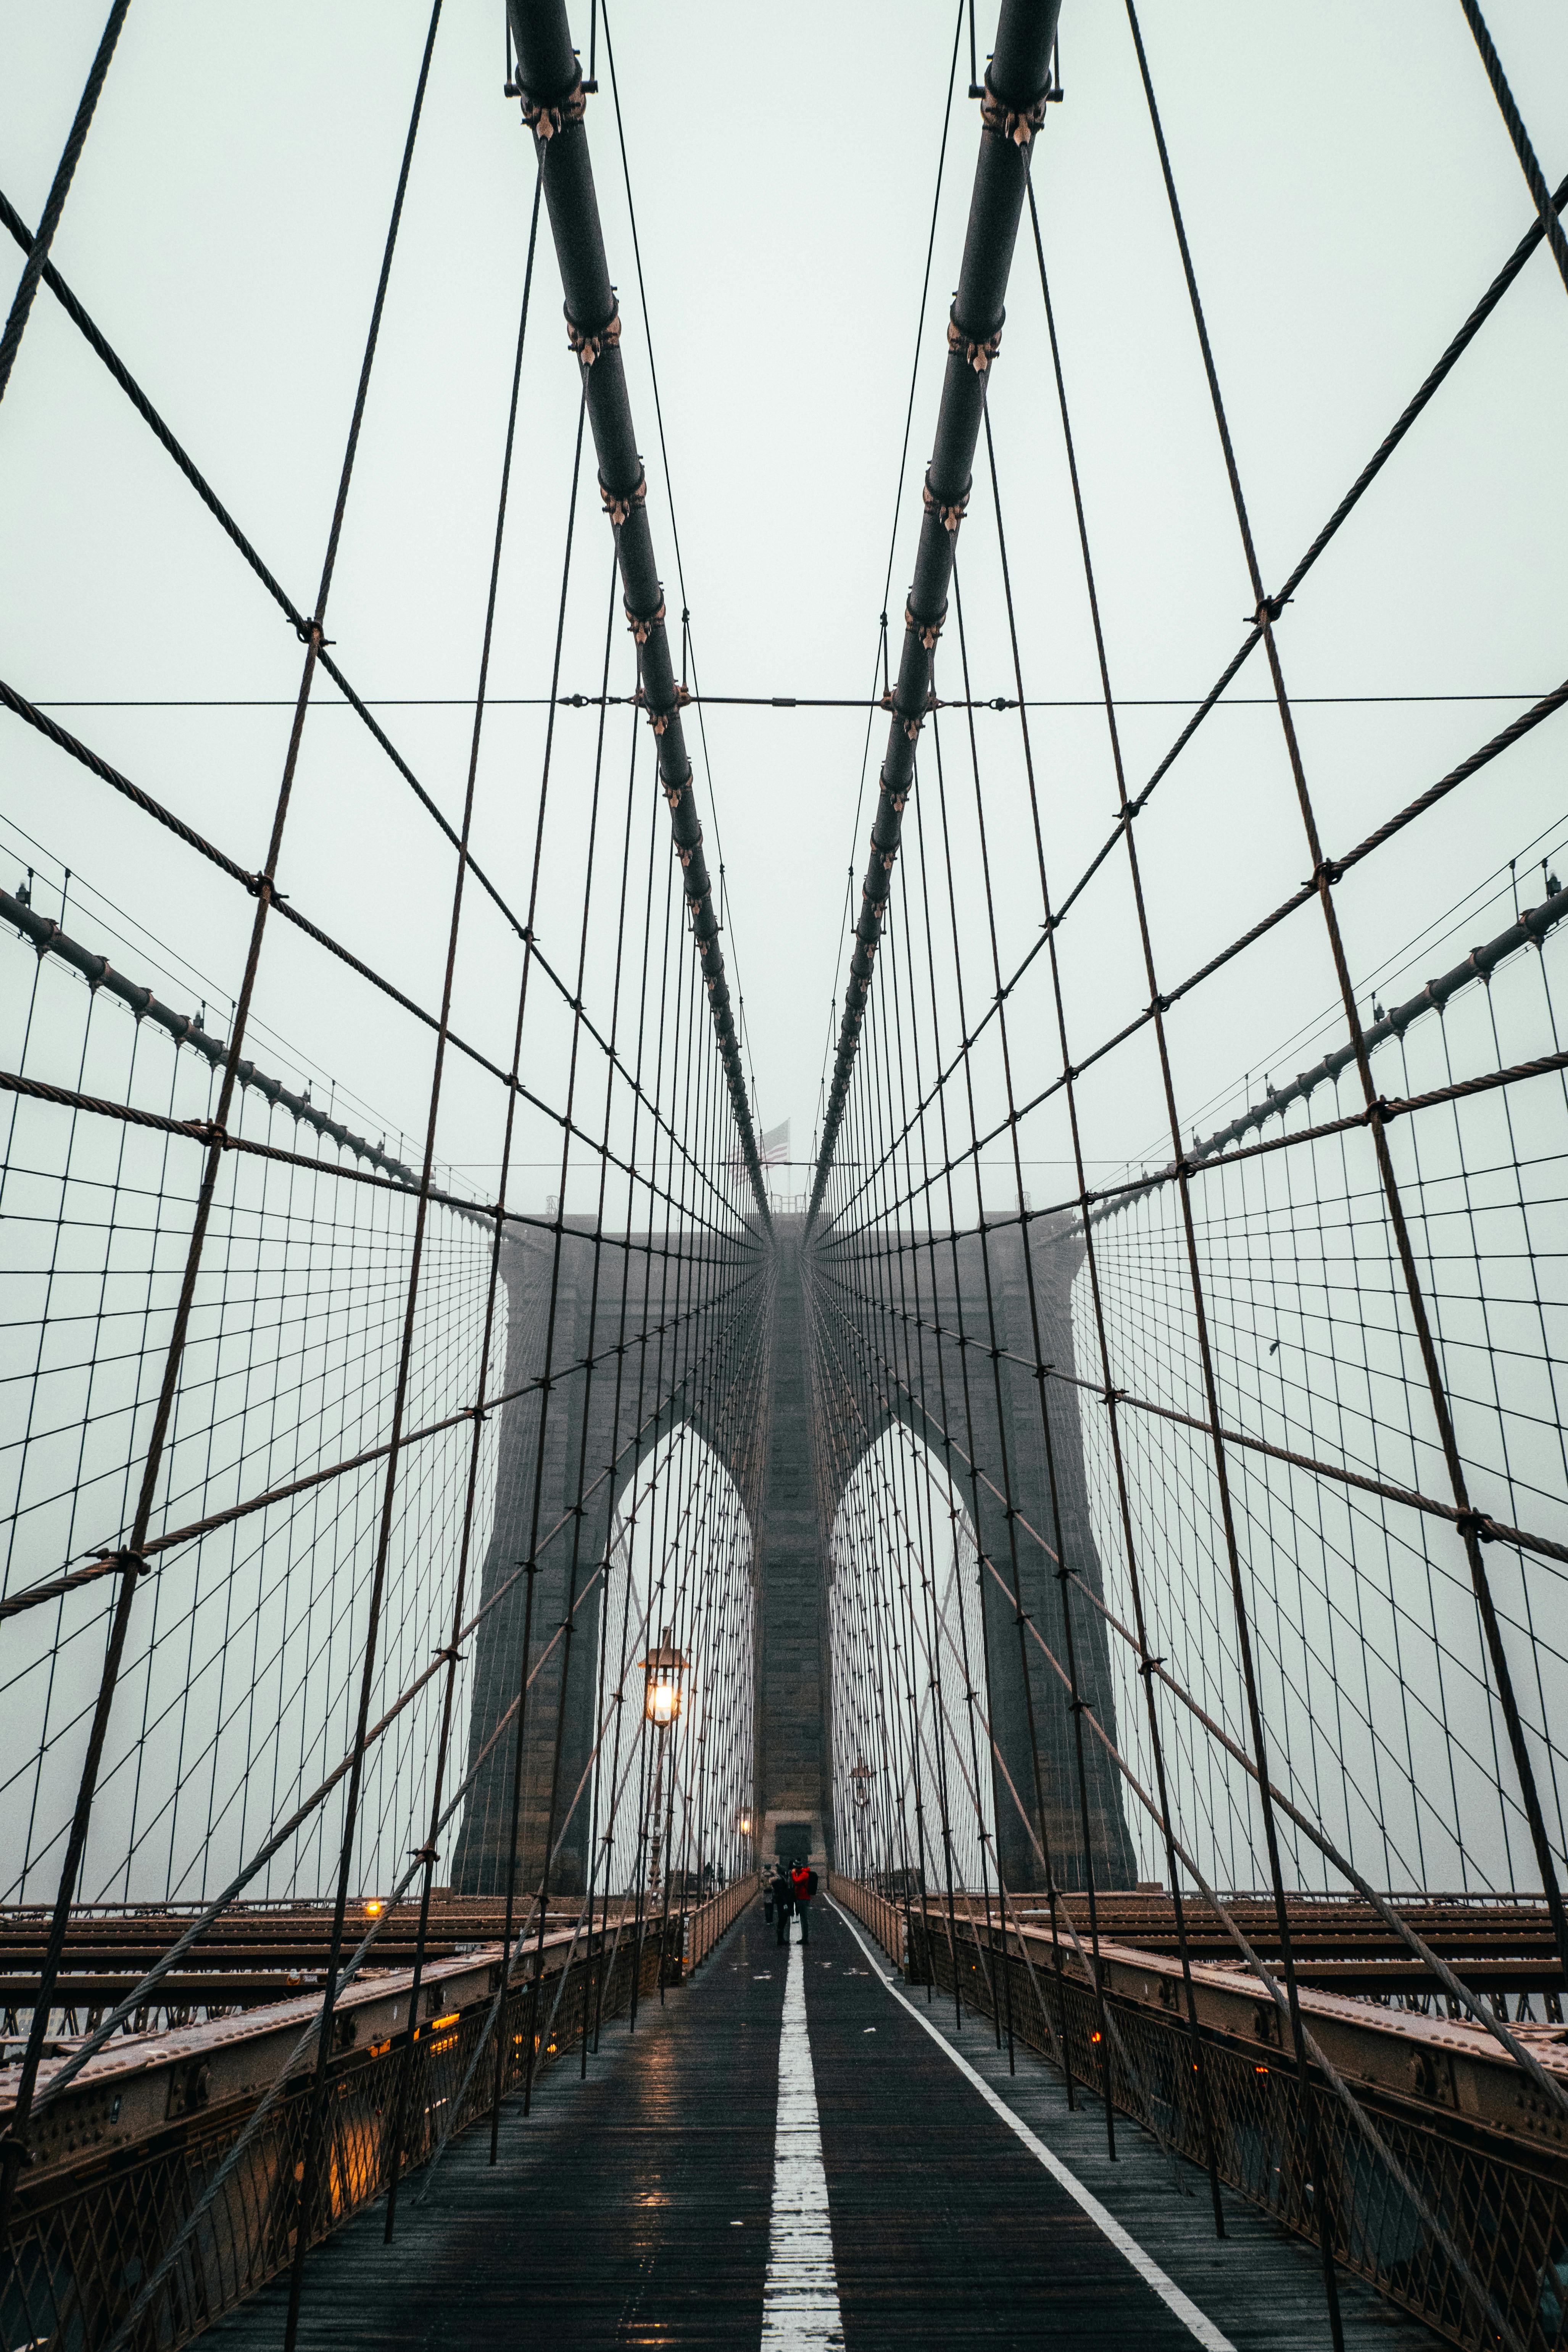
<box><xmin>770</xmin><ymin>1861</ymin><xmax>794</xmax><ymax>1947</ymax></box>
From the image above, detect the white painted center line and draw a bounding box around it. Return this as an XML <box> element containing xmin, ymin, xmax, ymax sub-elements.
<box><xmin>829</xmin><ymin>1898</ymin><xmax>1239</xmax><ymax>2352</ymax></box>
<box><xmin>761</xmin><ymin>1930</ymin><xmax>844</xmax><ymax>2349</ymax></box>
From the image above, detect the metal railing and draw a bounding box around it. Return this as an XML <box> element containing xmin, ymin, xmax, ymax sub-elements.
<box><xmin>828</xmin><ymin>1875</ymin><xmax>1568</xmax><ymax>2352</ymax></box>
<box><xmin>683</xmin><ymin>1875</ymin><xmax>757</xmax><ymax>1972</ymax></box>
<box><xmin>2</xmin><ymin>1885</ymin><xmax>754</xmax><ymax>2352</ymax></box>
<box><xmin>828</xmin><ymin>1871</ymin><xmax>906</xmax><ymax>1965</ymax></box>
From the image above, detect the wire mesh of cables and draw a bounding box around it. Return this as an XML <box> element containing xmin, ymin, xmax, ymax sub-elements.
<box><xmin>827</xmin><ymin>1430</ymin><xmax>995</xmax><ymax>1896</ymax></box>
<box><xmin>1081</xmin><ymin>909</ymin><xmax>1568</xmax><ymax>1909</ymax></box>
<box><xmin>0</xmin><ymin>916</ymin><xmax>498</xmax><ymax>1908</ymax></box>
<box><xmin>593</xmin><ymin>1419</ymin><xmax>760</xmax><ymax>1904</ymax></box>
<box><xmin>811</xmin><ymin>0</ymin><xmax>1568</xmax><ymax>1947</ymax></box>
<box><xmin>0</xmin><ymin>3</ymin><xmax>770</xmax><ymax>2305</ymax></box>
<box><xmin>0</xmin><ymin>403</ymin><xmax>765</xmax><ymax>1924</ymax></box>
<box><xmin>807</xmin><ymin>16</ymin><xmax>1568</xmax><ymax>2343</ymax></box>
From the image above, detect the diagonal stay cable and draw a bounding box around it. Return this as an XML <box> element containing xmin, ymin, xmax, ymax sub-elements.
<box><xmin>0</xmin><ymin>0</ymin><xmax>131</xmax><ymax>406</ymax></box>
<box><xmin>20</xmin><ymin>1274</ymin><xmax>761</xmax><ymax>2119</ymax></box>
<box><xmin>813</xmin><ymin>156</ymin><xmax>1568</xmax><ymax>1238</ymax></box>
<box><xmin>817</xmin><ymin>1257</ymin><xmax>1568</xmax><ymax>2184</ymax></box>
<box><xmin>0</xmin><ymin>0</ymin><xmax>447</xmax><ymax>2238</ymax></box>
<box><xmin>812</xmin><ymin>0</ymin><xmax>967</xmax><ymax>1131</ymax></box>
<box><xmin>508</xmin><ymin>0</ymin><xmax>769</xmax><ymax>1223</ymax></box>
<box><xmin>998</xmin><ymin>1619</ymin><xmax>1531</xmax><ymax>2352</ymax></box>
<box><xmin>593</xmin><ymin>5</ymin><xmax>769</xmax><ymax>1177</ymax></box>
<box><xmin>810</xmin><ymin>0</ymin><xmax>1062</xmax><ymax>1224</ymax></box>
<box><xmin>1457</xmin><ymin>0</ymin><xmax>1568</xmax><ymax>298</ymax></box>
<box><xmin>0</xmin><ymin>709</ymin><xmax>750</xmax><ymax>1248</ymax></box>
<box><xmin>0</xmin><ymin>189</ymin><xmax>718</xmax><ymax>1195</ymax></box>
<box><xmin>0</xmin><ymin>673</ymin><xmax>728</xmax><ymax>1218</ymax></box>
<box><xmin>819</xmin><ymin>670</ymin><xmax>1568</xmax><ymax>1241</ymax></box>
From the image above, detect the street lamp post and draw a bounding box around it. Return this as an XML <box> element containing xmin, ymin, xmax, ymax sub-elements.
<box><xmin>640</xmin><ymin>1627</ymin><xmax>688</xmax><ymax>1904</ymax></box>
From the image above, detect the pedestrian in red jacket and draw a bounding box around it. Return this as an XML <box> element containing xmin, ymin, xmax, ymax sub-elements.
<box><xmin>790</xmin><ymin>1861</ymin><xmax>819</xmax><ymax>1945</ymax></box>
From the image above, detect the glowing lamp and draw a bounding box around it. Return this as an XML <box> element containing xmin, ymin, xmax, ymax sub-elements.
<box><xmin>640</xmin><ymin>1627</ymin><xmax>689</xmax><ymax>1726</ymax></box>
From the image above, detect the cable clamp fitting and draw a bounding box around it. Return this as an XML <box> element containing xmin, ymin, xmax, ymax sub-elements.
<box><xmin>947</xmin><ymin>307</ymin><xmax>1002</xmax><ymax>374</ymax></box>
<box><xmin>521</xmin><ymin>80</ymin><xmax>587</xmax><ymax>141</ymax></box>
<box><xmin>1248</xmin><ymin>592</ymin><xmax>1292</xmax><ymax>629</ymax></box>
<box><xmin>624</xmin><ymin>594</ymin><xmax>665</xmax><ymax>647</ymax></box>
<box><xmin>905</xmin><ymin>603</ymin><xmax>946</xmax><ymax>653</ymax></box>
<box><xmin>1454</xmin><ymin>1508</ymin><xmax>1493</xmax><ymax>1546</ymax></box>
<box><xmin>600</xmin><ymin>471</ymin><xmax>646</xmax><ymax>528</ymax></box>
<box><xmin>1137</xmin><ymin>1654</ymin><xmax>1166</xmax><ymax>1678</ymax></box>
<box><xmin>634</xmin><ymin>694</ymin><xmax>679</xmax><ymax>738</ymax></box>
<box><xmin>566</xmin><ymin>302</ymin><xmax>620</xmax><ymax>367</ymax></box>
<box><xmin>922</xmin><ymin>477</ymin><xmax>970</xmax><ymax>533</ymax></box>
<box><xmin>980</xmin><ymin>79</ymin><xmax>1048</xmax><ymax>148</ymax></box>
<box><xmin>1311</xmin><ymin>856</ymin><xmax>1343</xmax><ymax>890</ymax></box>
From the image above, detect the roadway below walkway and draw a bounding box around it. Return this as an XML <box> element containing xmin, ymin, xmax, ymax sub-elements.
<box><xmin>206</xmin><ymin>1894</ymin><xmax>1445</xmax><ymax>2351</ymax></box>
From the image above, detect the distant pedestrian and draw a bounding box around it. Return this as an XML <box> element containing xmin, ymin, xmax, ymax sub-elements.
<box><xmin>790</xmin><ymin>1861</ymin><xmax>818</xmax><ymax>1946</ymax></box>
<box><xmin>771</xmin><ymin>1861</ymin><xmax>794</xmax><ymax>1947</ymax></box>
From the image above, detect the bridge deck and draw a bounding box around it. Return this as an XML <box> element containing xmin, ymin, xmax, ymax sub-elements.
<box><xmin>205</xmin><ymin>1898</ymin><xmax>1444</xmax><ymax>2351</ymax></box>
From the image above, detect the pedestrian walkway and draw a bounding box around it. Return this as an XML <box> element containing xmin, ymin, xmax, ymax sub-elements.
<box><xmin>205</xmin><ymin>1896</ymin><xmax>1447</xmax><ymax>2350</ymax></box>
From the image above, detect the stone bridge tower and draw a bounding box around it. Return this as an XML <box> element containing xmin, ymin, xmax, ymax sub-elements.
<box><xmin>453</xmin><ymin>1213</ymin><xmax>1134</xmax><ymax>1897</ymax></box>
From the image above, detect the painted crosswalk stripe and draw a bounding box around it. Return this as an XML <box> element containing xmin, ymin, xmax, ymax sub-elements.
<box><xmin>761</xmin><ymin>1930</ymin><xmax>844</xmax><ymax>2348</ymax></box>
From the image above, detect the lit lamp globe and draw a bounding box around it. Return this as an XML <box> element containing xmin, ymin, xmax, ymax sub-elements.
<box><xmin>640</xmin><ymin>1627</ymin><xmax>689</xmax><ymax>1727</ymax></box>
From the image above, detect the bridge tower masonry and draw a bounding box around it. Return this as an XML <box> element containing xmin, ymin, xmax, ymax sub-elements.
<box><xmin>454</xmin><ymin>1211</ymin><xmax>1134</xmax><ymax>1901</ymax></box>
<box><xmin>754</xmin><ymin>1218</ymin><xmax>832</xmax><ymax>1872</ymax></box>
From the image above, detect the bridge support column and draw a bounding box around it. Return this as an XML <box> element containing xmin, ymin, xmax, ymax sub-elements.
<box><xmin>755</xmin><ymin>1219</ymin><xmax>831</xmax><ymax>1869</ymax></box>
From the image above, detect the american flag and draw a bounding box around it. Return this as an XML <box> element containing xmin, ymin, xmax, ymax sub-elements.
<box><xmin>729</xmin><ymin>1118</ymin><xmax>790</xmax><ymax>1186</ymax></box>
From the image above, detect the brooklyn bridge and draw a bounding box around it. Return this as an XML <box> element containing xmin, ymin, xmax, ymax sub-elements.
<box><xmin>3</xmin><ymin>2</ymin><xmax>1568</xmax><ymax>2346</ymax></box>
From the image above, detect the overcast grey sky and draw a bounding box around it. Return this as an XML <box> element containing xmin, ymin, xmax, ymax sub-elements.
<box><xmin>3</xmin><ymin>1</ymin><xmax>1567</xmax><ymax>1210</ymax></box>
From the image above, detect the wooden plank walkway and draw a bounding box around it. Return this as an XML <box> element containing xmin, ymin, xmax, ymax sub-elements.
<box><xmin>202</xmin><ymin>1896</ymin><xmax>1447</xmax><ymax>2350</ymax></box>
<box><xmin>823</xmin><ymin>1898</ymin><xmax>1446</xmax><ymax>2352</ymax></box>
